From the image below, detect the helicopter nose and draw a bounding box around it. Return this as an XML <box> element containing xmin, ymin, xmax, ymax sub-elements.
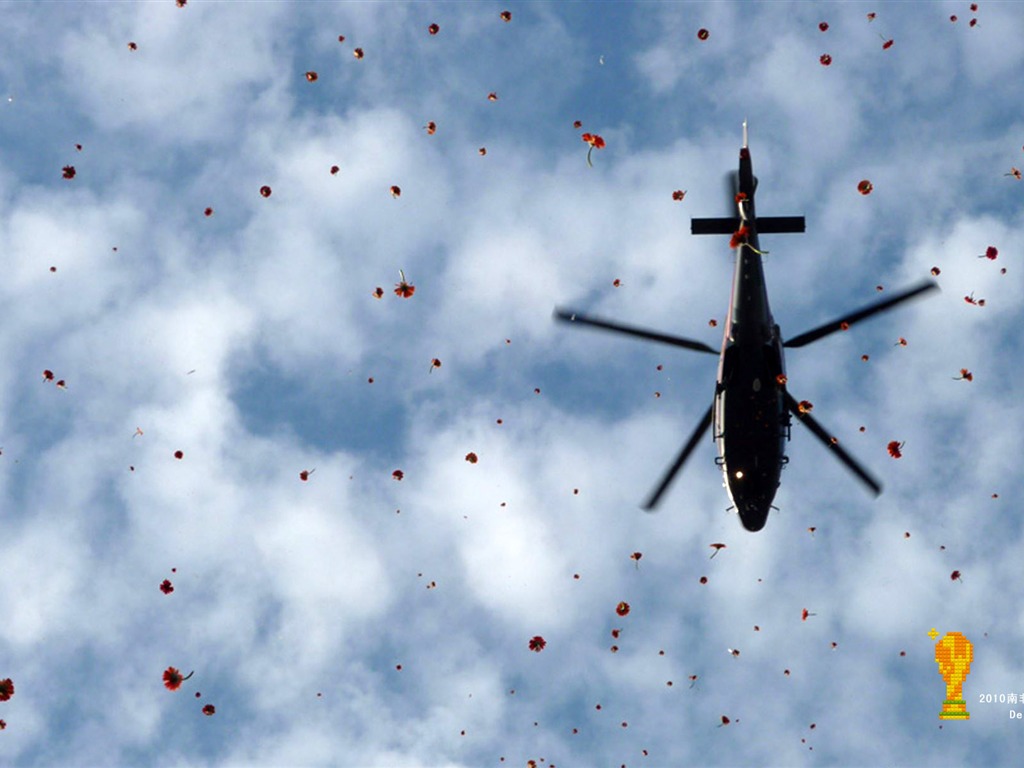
<box><xmin>739</xmin><ymin>503</ymin><xmax>769</xmax><ymax>532</ymax></box>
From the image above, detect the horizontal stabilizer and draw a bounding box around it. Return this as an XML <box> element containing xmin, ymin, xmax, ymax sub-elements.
<box><xmin>691</xmin><ymin>216</ymin><xmax>805</xmax><ymax>236</ymax></box>
<box><xmin>756</xmin><ymin>216</ymin><xmax>805</xmax><ymax>234</ymax></box>
<box><xmin>691</xmin><ymin>217</ymin><xmax>740</xmax><ymax>235</ymax></box>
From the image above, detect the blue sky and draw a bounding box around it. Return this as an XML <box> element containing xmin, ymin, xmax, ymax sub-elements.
<box><xmin>1</xmin><ymin>1</ymin><xmax>1022</xmax><ymax>765</ymax></box>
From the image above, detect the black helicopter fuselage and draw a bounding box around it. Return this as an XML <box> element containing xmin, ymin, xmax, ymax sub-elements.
<box><xmin>555</xmin><ymin>123</ymin><xmax>936</xmax><ymax>533</ymax></box>
<box><xmin>713</xmin><ymin>145</ymin><xmax>788</xmax><ymax>532</ymax></box>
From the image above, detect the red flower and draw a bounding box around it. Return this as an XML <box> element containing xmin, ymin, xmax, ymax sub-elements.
<box><xmin>581</xmin><ymin>133</ymin><xmax>606</xmax><ymax>167</ymax></box>
<box><xmin>735</xmin><ymin>192</ymin><xmax>748</xmax><ymax>203</ymax></box>
<box><xmin>672</xmin><ymin>190</ymin><xmax>686</xmax><ymax>201</ymax></box>
<box><xmin>970</xmin><ymin>3</ymin><xmax>978</xmax><ymax>10</ymax></box>
<box><xmin>0</xmin><ymin>679</ymin><xmax>13</xmax><ymax>701</ymax></box>
<box><xmin>820</xmin><ymin>53</ymin><xmax>832</xmax><ymax>66</ymax></box>
<box><xmin>174</xmin><ymin>450</ymin><xmax>184</xmax><ymax>460</ymax></box>
<box><xmin>204</xmin><ymin>207</ymin><xmax>213</xmax><ymax>216</ymax></box>
<box><xmin>858</xmin><ymin>180</ymin><xmax>873</xmax><ymax>195</ymax></box>
<box><xmin>305</xmin><ymin>71</ymin><xmax>318</xmax><ymax>82</ymax></box>
<box><xmin>337</xmin><ymin>35</ymin><xmax>345</xmax><ymax>43</ymax></box>
<box><xmin>259</xmin><ymin>185</ymin><xmax>272</xmax><ymax>198</ymax></box>
<box><xmin>719</xmin><ymin>715</ymin><xmax>731</xmax><ymax>727</ymax></box>
<box><xmin>372</xmin><ymin>287</ymin><xmax>384</xmax><ymax>299</ymax></box>
<box><xmin>487</xmin><ymin>92</ymin><xmax>498</xmax><ymax>101</ymax></box>
<box><xmin>430</xmin><ymin>358</ymin><xmax>442</xmax><ymax>372</ymax></box>
<box><xmin>392</xmin><ymin>469</ymin><xmax>404</xmax><ymax>481</ymax></box>
<box><xmin>840</xmin><ymin>321</ymin><xmax>850</xmax><ymax>331</ymax></box>
<box><xmin>709</xmin><ymin>543</ymin><xmax>727</xmax><ymax>559</ymax></box>
<box><xmin>0</xmin><ymin>720</ymin><xmax>5</xmax><ymax>730</ymax></box>
<box><xmin>697</xmin><ymin>28</ymin><xmax>709</xmax><ymax>41</ymax></box>
<box><xmin>954</xmin><ymin>368</ymin><xmax>973</xmax><ymax>382</ymax></box>
<box><xmin>969</xmin><ymin>18</ymin><xmax>977</xmax><ymax>27</ymax></box>
<box><xmin>500</xmin><ymin>10</ymin><xmax>511</xmax><ymax>22</ymax></box>
<box><xmin>866</xmin><ymin>12</ymin><xmax>876</xmax><ymax>21</ymax></box>
<box><xmin>56</xmin><ymin>379</ymin><xmax>67</xmax><ymax>389</ymax></box>
<box><xmin>353</xmin><ymin>48</ymin><xmax>364</xmax><ymax>59</ymax></box>
<box><xmin>896</xmin><ymin>337</ymin><xmax>907</xmax><ymax>347</ymax></box>
<box><xmin>630</xmin><ymin>552</ymin><xmax>642</xmax><ymax>568</ymax></box>
<box><xmin>818</xmin><ymin>22</ymin><xmax>829</xmax><ymax>32</ymax></box>
<box><xmin>330</xmin><ymin>165</ymin><xmax>339</xmax><ymax>175</ymax></box>
<box><xmin>801</xmin><ymin>608</ymin><xmax>816</xmax><ymax>621</ymax></box>
<box><xmin>465</xmin><ymin>452</ymin><xmax>479</xmax><ymax>464</ymax></box>
<box><xmin>390</xmin><ymin>185</ymin><xmax>401</xmax><ymax>198</ymax></box>
<box><xmin>127</xmin><ymin>42</ymin><xmax>138</xmax><ymax>51</ymax></box>
<box><xmin>882</xmin><ymin>39</ymin><xmax>894</xmax><ymax>50</ymax></box>
<box><xmin>729</xmin><ymin>225</ymin><xmax>750</xmax><ymax>248</ymax></box>
<box><xmin>478</xmin><ymin>147</ymin><xmax>487</xmax><ymax>156</ymax></box>
<box><xmin>428</xmin><ymin>23</ymin><xmax>439</xmax><ymax>35</ymax></box>
<box><xmin>160</xmin><ymin>579</ymin><xmax>174</xmax><ymax>594</ymax></box>
<box><xmin>1006</xmin><ymin>168</ymin><xmax>1021</xmax><ymax>180</ymax></box>
<box><xmin>42</xmin><ymin>369</ymin><xmax>54</xmax><ymax>382</ymax></box>
<box><xmin>612</xmin><ymin>278</ymin><xmax>622</xmax><ymax>287</ymax></box>
<box><xmin>202</xmin><ymin>704</ymin><xmax>216</xmax><ymax>716</ymax></box>
<box><xmin>797</xmin><ymin>400</ymin><xmax>813</xmax><ymax>413</ymax></box>
<box><xmin>979</xmin><ymin>246</ymin><xmax>998</xmax><ymax>260</ymax></box>
<box><xmin>886</xmin><ymin>440</ymin><xmax>904</xmax><ymax>459</ymax></box>
<box><xmin>930</xmin><ymin>266</ymin><xmax>941</xmax><ymax>275</ymax></box>
<box><xmin>950</xmin><ymin>570</ymin><xmax>962</xmax><ymax>582</ymax></box>
<box><xmin>163</xmin><ymin>667</ymin><xmax>193</xmax><ymax>691</ymax></box>
<box><xmin>425</xmin><ymin>121</ymin><xmax>436</xmax><ymax>135</ymax></box>
<box><xmin>616</xmin><ymin>601</ymin><xmax>630</xmax><ymax>617</ymax></box>
<box><xmin>62</xmin><ymin>165</ymin><xmax>76</xmax><ymax>179</ymax></box>
<box><xmin>950</xmin><ymin>14</ymin><xmax>958</xmax><ymax>22</ymax></box>
<box><xmin>299</xmin><ymin>469</ymin><xmax>315</xmax><ymax>481</ymax></box>
<box><xmin>573</xmin><ymin>120</ymin><xmax>582</xmax><ymax>129</ymax></box>
<box><xmin>394</xmin><ymin>269</ymin><xmax>415</xmax><ymax>297</ymax></box>
<box><xmin>528</xmin><ymin>635</ymin><xmax>546</xmax><ymax>652</ymax></box>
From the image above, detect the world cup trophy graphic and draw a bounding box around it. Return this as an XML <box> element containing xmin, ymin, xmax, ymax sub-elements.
<box><xmin>934</xmin><ymin>631</ymin><xmax>973</xmax><ymax>720</ymax></box>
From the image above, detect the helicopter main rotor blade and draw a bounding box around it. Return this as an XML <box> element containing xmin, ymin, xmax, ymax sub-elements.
<box><xmin>783</xmin><ymin>280</ymin><xmax>939</xmax><ymax>349</ymax></box>
<box><xmin>554</xmin><ymin>309</ymin><xmax>718</xmax><ymax>355</ymax></box>
<box><xmin>784</xmin><ymin>392</ymin><xmax>881</xmax><ymax>496</ymax></box>
<box><xmin>642</xmin><ymin>403</ymin><xmax>714</xmax><ymax>510</ymax></box>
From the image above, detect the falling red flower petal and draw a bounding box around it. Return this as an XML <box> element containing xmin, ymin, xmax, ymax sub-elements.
<box><xmin>259</xmin><ymin>185</ymin><xmax>271</xmax><ymax>198</ymax></box>
<box><xmin>305</xmin><ymin>71</ymin><xmax>318</xmax><ymax>82</ymax></box>
<box><xmin>0</xmin><ymin>679</ymin><xmax>14</xmax><ymax>701</ymax></box>
<box><xmin>616</xmin><ymin>601</ymin><xmax>630</xmax><ymax>617</ymax></box>
<box><xmin>858</xmin><ymin>180</ymin><xmax>873</xmax><ymax>195</ymax></box>
<box><xmin>819</xmin><ymin>22</ymin><xmax>829</xmax><ymax>31</ymax></box>
<box><xmin>62</xmin><ymin>165</ymin><xmax>76</xmax><ymax>179</ymax></box>
<box><xmin>528</xmin><ymin>635</ymin><xmax>546</xmax><ymax>652</ymax></box>
<box><xmin>428</xmin><ymin>23</ymin><xmax>439</xmax><ymax>35</ymax></box>
<box><xmin>820</xmin><ymin>53</ymin><xmax>832</xmax><ymax>66</ymax></box>
<box><xmin>202</xmin><ymin>704</ymin><xmax>216</xmax><ymax>716</ymax></box>
<box><xmin>465</xmin><ymin>452</ymin><xmax>478</xmax><ymax>464</ymax></box>
<box><xmin>886</xmin><ymin>440</ymin><xmax>904</xmax><ymax>459</ymax></box>
<box><xmin>392</xmin><ymin>469</ymin><xmax>404</xmax><ymax>481</ymax></box>
<box><xmin>672</xmin><ymin>190</ymin><xmax>686</xmax><ymax>201</ymax></box>
<box><xmin>697</xmin><ymin>28</ymin><xmax>709</xmax><ymax>40</ymax></box>
<box><xmin>160</xmin><ymin>579</ymin><xmax>174</xmax><ymax>594</ymax></box>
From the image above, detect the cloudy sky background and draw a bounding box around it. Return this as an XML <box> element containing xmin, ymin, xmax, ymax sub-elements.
<box><xmin>1</xmin><ymin>1</ymin><xmax>1022</xmax><ymax>765</ymax></box>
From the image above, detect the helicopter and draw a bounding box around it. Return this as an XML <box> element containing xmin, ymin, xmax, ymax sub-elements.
<box><xmin>555</xmin><ymin>122</ymin><xmax>937</xmax><ymax>532</ymax></box>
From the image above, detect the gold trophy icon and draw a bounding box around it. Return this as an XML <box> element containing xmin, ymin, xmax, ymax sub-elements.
<box><xmin>934</xmin><ymin>631</ymin><xmax>973</xmax><ymax>720</ymax></box>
